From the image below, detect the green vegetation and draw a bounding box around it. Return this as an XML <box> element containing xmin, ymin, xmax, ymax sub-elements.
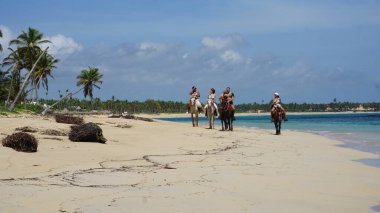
<box><xmin>0</xmin><ymin>27</ymin><xmax>103</xmax><ymax>114</ymax></box>
<box><xmin>33</xmin><ymin>98</ymin><xmax>380</xmax><ymax>114</ymax></box>
<box><xmin>1</xmin><ymin>27</ymin><xmax>56</xmax><ymax>109</ymax></box>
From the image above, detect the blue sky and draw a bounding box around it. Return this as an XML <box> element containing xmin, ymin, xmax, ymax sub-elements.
<box><xmin>1</xmin><ymin>0</ymin><xmax>380</xmax><ymax>103</ymax></box>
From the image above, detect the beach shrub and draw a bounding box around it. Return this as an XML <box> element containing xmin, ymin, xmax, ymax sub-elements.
<box><xmin>55</xmin><ymin>114</ymin><xmax>84</xmax><ymax>125</ymax></box>
<box><xmin>69</xmin><ymin>122</ymin><xmax>107</xmax><ymax>143</ymax></box>
<box><xmin>2</xmin><ymin>132</ymin><xmax>38</xmax><ymax>152</ymax></box>
<box><xmin>14</xmin><ymin>103</ymin><xmax>43</xmax><ymax>113</ymax></box>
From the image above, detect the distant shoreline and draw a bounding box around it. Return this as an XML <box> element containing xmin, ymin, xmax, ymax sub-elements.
<box><xmin>144</xmin><ymin>111</ymin><xmax>380</xmax><ymax>119</ymax></box>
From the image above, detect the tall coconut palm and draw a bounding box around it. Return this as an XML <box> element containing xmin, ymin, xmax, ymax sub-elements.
<box><xmin>8</xmin><ymin>47</ymin><xmax>49</xmax><ymax>111</ymax></box>
<box><xmin>2</xmin><ymin>48</ymin><xmax>26</xmax><ymax>106</ymax></box>
<box><xmin>0</xmin><ymin>69</ymin><xmax>11</xmax><ymax>100</ymax></box>
<box><xmin>9</xmin><ymin>27</ymin><xmax>51</xmax><ymax>100</ymax></box>
<box><xmin>42</xmin><ymin>66</ymin><xmax>103</xmax><ymax>115</ymax></box>
<box><xmin>76</xmin><ymin>67</ymin><xmax>103</xmax><ymax>100</ymax></box>
<box><xmin>9</xmin><ymin>28</ymin><xmax>50</xmax><ymax>67</ymax></box>
<box><xmin>33</xmin><ymin>52</ymin><xmax>59</xmax><ymax>100</ymax></box>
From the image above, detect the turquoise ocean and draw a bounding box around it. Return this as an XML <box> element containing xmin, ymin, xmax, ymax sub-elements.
<box><xmin>158</xmin><ymin>113</ymin><xmax>380</xmax><ymax>166</ymax></box>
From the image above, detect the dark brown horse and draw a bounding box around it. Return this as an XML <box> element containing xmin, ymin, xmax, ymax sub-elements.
<box><xmin>219</xmin><ymin>99</ymin><xmax>234</xmax><ymax>131</ymax></box>
<box><xmin>271</xmin><ymin>105</ymin><xmax>285</xmax><ymax>135</ymax></box>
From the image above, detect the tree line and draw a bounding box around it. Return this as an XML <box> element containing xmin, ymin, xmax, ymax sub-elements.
<box><xmin>34</xmin><ymin>98</ymin><xmax>379</xmax><ymax>114</ymax></box>
<box><xmin>0</xmin><ymin>27</ymin><xmax>104</xmax><ymax>113</ymax></box>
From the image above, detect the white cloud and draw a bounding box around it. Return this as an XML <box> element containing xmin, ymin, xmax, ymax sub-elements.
<box><xmin>201</xmin><ymin>34</ymin><xmax>245</xmax><ymax>50</ymax></box>
<box><xmin>220</xmin><ymin>50</ymin><xmax>242</xmax><ymax>63</ymax></box>
<box><xmin>0</xmin><ymin>25</ymin><xmax>13</xmax><ymax>55</ymax></box>
<box><xmin>47</xmin><ymin>33</ymin><xmax>378</xmax><ymax>102</ymax></box>
<box><xmin>41</xmin><ymin>34</ymin><xmax>82</xmax><ymax>58</ymax></box>
<box><xmin>0</xmin><ymin>27</ymin><xmax>82</xmax><ymax>60</ymax></box>
<box><xmin>136</xmin><ymin>42</ymin><xmax>168</xmax><ymax>57</ymax></box>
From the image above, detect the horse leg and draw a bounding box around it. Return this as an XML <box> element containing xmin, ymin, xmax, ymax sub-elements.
<box><xmin>221</xmin><ymin>117</ymin><xmax>225</xmax><ymax>131</ymax></box>
<box><xmin>278</xmin><ymin>121</ymin><xmax>281</xmax><ymax>135</ymax></box>
<box><xmin>191</xmin><ymin>113</ymin><xmax>195</xmax><ymax>127</ymax></box>
<box><xmin>195</xmin><ymin>112</ymin><xmax>199</xmax><ymax>127</ymax></box>
<box><xmin>230</xmin><ymin>117</ymin><xmax>233</xmax><ymax>131</ymax></box>
<box><xmin>226</xmin><ymin>117</ymin><xmax>229</xmax><ymax>131</ymax></box>
<box><xmin>274</xmin><ymin>122</ymin><xmax>278</xmax><ymax>135</ymax></box>
<box><xmin>207</xmin><ymin>109</ymin><xmax>212</xmax><ymax>129</ymax></box>
<box><xmin>211</xmin><ymin>110</ymin><xmax>214</xmax><ymax>129</ymax></box>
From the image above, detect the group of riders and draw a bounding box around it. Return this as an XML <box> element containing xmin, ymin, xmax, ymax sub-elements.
<box><xmin>188</xmin><ymin>86</ymin><xmax>287</xmax><ymax>121</ymax></box>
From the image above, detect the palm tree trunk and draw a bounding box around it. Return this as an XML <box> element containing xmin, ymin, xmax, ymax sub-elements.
<box><xmin>4</xmin><ymin>73</ymin><xmax>15</xmax><ymax>107</ymax></box>
<box><xmin>41</xmin><ymin>87</ymin><xmax>83</xmax><ymax>115</ymax></box>
<box><xmin>35</xmin><ymin>84</ymin><xmax>38</xmax><ymax>102</ymax></box>
<box><xmin>8</xmin><ymin>47</ymin><xmax>49</xmax><ymax>111</ymax></box>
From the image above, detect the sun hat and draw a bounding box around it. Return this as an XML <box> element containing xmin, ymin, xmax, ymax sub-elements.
<box><xmin>274</xmin><ymin>92</ymin><xmax>279</xmax><ymax>96</ymax></box>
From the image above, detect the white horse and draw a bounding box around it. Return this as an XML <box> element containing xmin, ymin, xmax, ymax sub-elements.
<box><xmin>190</xmin><ymin>97</ymin><xmax>202</xmax><ymax>127</ymax></box>
<box><xmin>205</xmin><ymin>100</ymin><xmax>216</xmax><ymax>129</ymax></box>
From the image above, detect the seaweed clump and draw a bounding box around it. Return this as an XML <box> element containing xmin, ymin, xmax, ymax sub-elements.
<box><xmin>15</xmin><ymin>126</ymin><xmax>38</xmax><ymax>133</ymax></box>
<box><xmin>55</xmin><ymin>114</ymin><xmax>84</xmax><ymax>125</ymax></box>
<box><xmin>40</xmin><ymin>129</ymin><xmax>68</xmax><ymax>136</ymax></box>
<box><xmin>2</xmin><ymin>132</ymin><xmax>38</xmax><ymax>152</ymax></box>
<box><xmin>69</xmin><ymin>122</ymin><xmax>107</xmax><ymax>143</ymax></box>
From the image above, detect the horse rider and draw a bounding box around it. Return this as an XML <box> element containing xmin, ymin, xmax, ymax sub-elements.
<box><xmin>204</xmin><ymin>88</ymin><xmax>218</xmax><ymax>117</ymax></box>
<box><xmin>219</xmin><ymin>87</ymin><xmax>236</xmax><ymax>119</ymax></box>
<box><xmin>188</xmin><ymin>86</ymin><xmax>203</xmax><ymax>113</ymax></box>
<box><xmin>271</xmin><ymin>92</ymin><xmax>287</xmax><ymax>121</ymax></box>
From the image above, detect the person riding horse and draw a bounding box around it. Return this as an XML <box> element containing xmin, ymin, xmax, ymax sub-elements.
<box><xmin>219</xmin><ymin>87</ymin><xmax>235</xmax><ymax>120</ymax></box>
<box><xmin>271</xmin><ymin>92</ymin><xmax>287</xmax><ymax>121</ymax></box>
<box><xmin>204</xmin><ymin>88</ymin><xmax>218</xmax><ymax>117</ymax></box>
<box><xmin>188</xmin><ymin>86</ymin><xmax>203</xmax><ymax>113</ymax></box>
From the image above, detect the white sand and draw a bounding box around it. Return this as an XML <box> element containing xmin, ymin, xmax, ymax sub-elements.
<box><xmin>0</xmin><ymin>114</ymin><xmax>379</xmax><ymax>212</ymax></box>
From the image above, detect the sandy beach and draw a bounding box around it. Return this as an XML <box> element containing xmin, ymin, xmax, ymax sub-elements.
<box><xmin>0</xmin><ymin>114</ymin><xmax>379</xmax><ymax>212</ymax></box>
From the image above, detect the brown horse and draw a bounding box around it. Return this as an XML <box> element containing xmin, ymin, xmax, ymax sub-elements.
<box><xmin>271</xmin><ymin>105</ymin><xmax>285</xmax><ymax>135</ymax></box>
<box><xmin>219</xmin><ymin>99</ymin><xmax>234</xmax><ymax>131</ymax></box>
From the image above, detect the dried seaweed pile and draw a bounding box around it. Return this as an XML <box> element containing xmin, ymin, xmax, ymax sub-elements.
<box><xmin>69</xmin><ymin>122</ymin><xmax>107</xmax><ymax>143</ymax></box>
<box><xmin>40</xmin><ymin>129</ymin><xmax>68</xmax><ymax>136</ymax></box>
<box><xmin>55</xmin><ymin>114</ymin><xmax>84</xmax><ymax>125</ymax></box>
<box><xmin>2</xmin><ymin>132</ymin><xmax>38</xmax><ymax>152</ymax></box>
<box><xmin>15</xmin><ymin>126</ymin><xmax>38</xmax><ymax>133</ymax></box>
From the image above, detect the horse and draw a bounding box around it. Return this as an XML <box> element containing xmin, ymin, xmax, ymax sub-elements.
<box><xmin>219</xmin><ymin>99</ymin><xmax>234</xmax><ymax>131</ymax></box>
<box><xmin>189</xmin><ymin>97</ymin><xmax>201</xmax><ymax>127</ymax></box>
<box><xmin>205</xmin><ymin>100</ymin><xmax>216</xmax><ymax>129</ymax></box>
<box><xmin>271</xmin><ymin>105</ymin><xmax>285</xmax><ymax>135</ymax></box>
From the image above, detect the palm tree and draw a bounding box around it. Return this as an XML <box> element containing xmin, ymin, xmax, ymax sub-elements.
<box><xmin>9</xmin><ymin>27</ymin><xmax>51</xmax><ymax>100</ymax></box>
<box><xmin>8</xmin><ymin>47</ymin><xmax>49</xmax><ymax>111</ymax></box>
<box><xmin>9</xmin><ymin>27</ymin><xmax>50</xmax><ymax>61</ymax></box>
<box><xmin>33</xmin><ymin>52</ymin><xmax>59</xmax><ymax>100</ymax></box>
<box><xmin>42</xmin><ymin>66</ymin><xmax>103</xmax><ymax>115</ymax></box>
<box><xmin>76</xmin><ymin>67</ymin><xmax>103</xmax><ymax>100</ymax></box>
<box><xmin>0</xmin><ymin>69</ymin><xmax>11</xmax><ymax>100</ymax></box>
<box><xmin>2</xmin><ymin>48</ymin><xmax>26</xmax><ymax>106</ymax></box>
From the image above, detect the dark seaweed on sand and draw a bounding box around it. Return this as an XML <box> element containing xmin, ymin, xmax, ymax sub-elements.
<box><xmin>55</xmin><ymin>114</ymin><xmax>84</xmax><ymax>125</ymax></box>
<box><xmin>2</xmin><ymin>132</ymin><xmax>38</xmax><ymax>152</ymax></box>
<box><xmin>69</xmin><ymin>122</ymin><xmax>107</xmax><ymax>143</ymax></box>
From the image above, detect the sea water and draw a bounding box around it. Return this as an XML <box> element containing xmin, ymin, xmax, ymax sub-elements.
<box><xmin>159</xmin><ymin>113</ymin><xmax>380</xmax><ymax>157</ymax></box>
